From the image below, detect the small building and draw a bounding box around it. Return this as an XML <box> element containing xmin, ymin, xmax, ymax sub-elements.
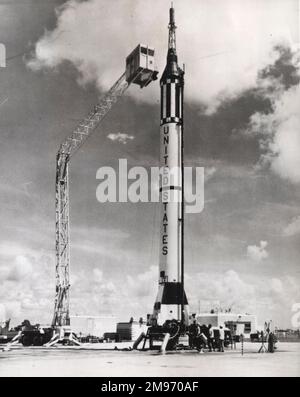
<box><xmin>117</xmin><ymin>319</ymin><xmax>147</xmax><ymax>341</ymax></box>
<box><xmin>70</xmin><ymin>315</ymin><xmax>116</xmax><ymax>338</ymax></box>
<box><xmin>196</xmin><ymin>312</ymin><xmax>257</xmax><ymax>335</ymax></box>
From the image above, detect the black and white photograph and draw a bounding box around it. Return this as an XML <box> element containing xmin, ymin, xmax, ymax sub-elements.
<box><xmin>0</xmin><ymin>0</ymin><xmax>299</xmax><ymax>380</ymax></box>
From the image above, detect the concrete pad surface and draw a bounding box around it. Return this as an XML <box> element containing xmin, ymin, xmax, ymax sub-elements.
<box><xmin>0</xmin><ymin>342</ymin><xmax>299</xmax><ymax>377</ymax></box>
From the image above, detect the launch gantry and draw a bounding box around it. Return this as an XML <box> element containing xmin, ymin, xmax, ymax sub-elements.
<box><xmin>52</xmin><ymin>45</ymin><xmax>158</xmax><ymax>333</ymax></box>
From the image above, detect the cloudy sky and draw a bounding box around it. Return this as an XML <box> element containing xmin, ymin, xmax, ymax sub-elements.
<box><xmin>0</xmin><ymin>0</ymin><xmax>299</xmax><ymax>329</ymax></box>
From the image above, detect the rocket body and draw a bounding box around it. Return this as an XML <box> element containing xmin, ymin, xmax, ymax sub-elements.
<box><xmin>153</xmin><ymin>7</ymin><xmax>188</xmax><ymax>325</ymax></box>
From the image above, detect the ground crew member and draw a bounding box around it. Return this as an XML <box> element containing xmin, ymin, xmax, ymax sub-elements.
<box><xmin>268</xmin><ymin>332</ymin><xmax>275</xmax><ymax>353</ymax></box>
<box><xmin>219</xmin><ymin>325</ymin><xmax>225</xmax><ymax>352</ymax></box>
<box><xmin>207</xmin><ymin>324</ymin><xmax>214</xmax><ymax>352</ymax></box>
<box><xmin>188</xmin><ymin>317</ymin><xmax>200</xmax><ymax>349</ymax></box>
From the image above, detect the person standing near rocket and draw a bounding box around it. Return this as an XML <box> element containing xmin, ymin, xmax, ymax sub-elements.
<box><xmin>153</xmin><ymin>5</ymin><xmax>189</xmax><ymax>327</ymax></box>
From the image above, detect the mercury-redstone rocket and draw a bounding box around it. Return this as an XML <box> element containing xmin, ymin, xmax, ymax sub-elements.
<box><xmin>153</xmin><ymin>6</ymin><xmax>189</xmax><ymax>326</ymax></box>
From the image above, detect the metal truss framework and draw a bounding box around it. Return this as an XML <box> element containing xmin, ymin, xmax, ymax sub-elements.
<box><xmin>53</xmin><ymin>72</ymin><xmax>129</xmax><ymax>327</ymax></box>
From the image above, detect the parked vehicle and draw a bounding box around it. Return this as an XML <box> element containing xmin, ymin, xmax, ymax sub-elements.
<box><xmin>19</xmin><ymin>320</ymin><xmax>53</xmax><ymax>346</ymax></box>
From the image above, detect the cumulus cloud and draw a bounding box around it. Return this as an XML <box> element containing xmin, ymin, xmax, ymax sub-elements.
<box><xmin>186</xmin><ymin>270</ymin><xmax>300</xmax><ymax>328</ymax></box>
<box><xmin>7</xmin><ymin>255</ymin><xmax>33</xmax><ymax>281</ymax></box>
<box><xmin>0</xmin><ymin>254</ymin><xmax>34</xmax><ymax>282</ymax></box>
<box><xmin>0</xmin><ymin>43</ymin><xmax>5</xmax><ymax>68</ymax></box>
<box><xmin>107</xmin><ymin>132</ymin><xmax>135</xmax><ymax>144</ymax></box>
<box><xmin>271</xmin><ymin>278</ymin><xmax>284</xmax><ymax>294</ymax></box>
<box><xmin>244</xmin><ymin>45</ymin><xmax>300</xmax><ymax>183</ymax></box>
<box><xmin>252</xmin><ymin>84</ymin><xmax>300</xmax><ymax>183</ymax></box>
<box><xmin>0</xmin><ymin>244</ymin><xmax>53</xmax><ymax>326</ymax></box>
<box><xmin>0</xmin><ymin>304</ymin><xmax>7</xmax><ymax>323</ymax></box>
<box><xmin>247</xmin><ymin>241</ymin><xmax>269</xmax><ymax>262</ymax></box>
<box><xmin>71</xmin><ymin>264</ymin><xmax>156</xmax><ymax>321</ymax></box>
<box><xmin>266</xmin><ymin>275</ymin><xmax>300</xmax><ymax>326</ymax></box>
<box><xmin>93</xmin><ymin>268</ymin><xmax>103</xmax><ymax>283</ymax></box>
<box><xmin>1</xmin><ymin>242</ymin><xmax>298</xmax><ymax>328</ymax></box>
<box><xmin>71</xmin><ymin>267</ymin><xmax>120</xmax><ymax>318</ymax></box>
<box><xmin>27</xmin><ymin>0</ymin><xmax>297</xmax><ymax>110</ymax></box>
<box><xmin>126</xmin><ymin>265</ymin><xmax>157</xmax><ymax>299</ymax></box>
<box><xmin>205</xmin><ymin>166</ymin><xmax>217</xmax><ymax>182</ymax></box>
<box><xmin>186</xmin><ymin>269</ymin><xmax>256</xmax><ymax>314</ymax></box>
<box><xmin>283</xmin><ymin>216</ymin><xmax>300</xmax><ymax>236</ymax></box>
<box><xmin>0</xmin><ymin>302</ymin><xmax>21</xmax><ymax>323</ymax></box>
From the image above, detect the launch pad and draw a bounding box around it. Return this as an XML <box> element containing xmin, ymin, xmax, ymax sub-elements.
<box><xmin>1</xmin><ymin>342</ymin><xmax>298</xmax><ymax>377</ymax></box>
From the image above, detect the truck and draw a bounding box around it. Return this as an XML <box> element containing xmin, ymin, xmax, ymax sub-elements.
<box><xmin>19</xmin><ymin>320</ymin><xmax>53</xmax><ymax>346</ymax></box>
